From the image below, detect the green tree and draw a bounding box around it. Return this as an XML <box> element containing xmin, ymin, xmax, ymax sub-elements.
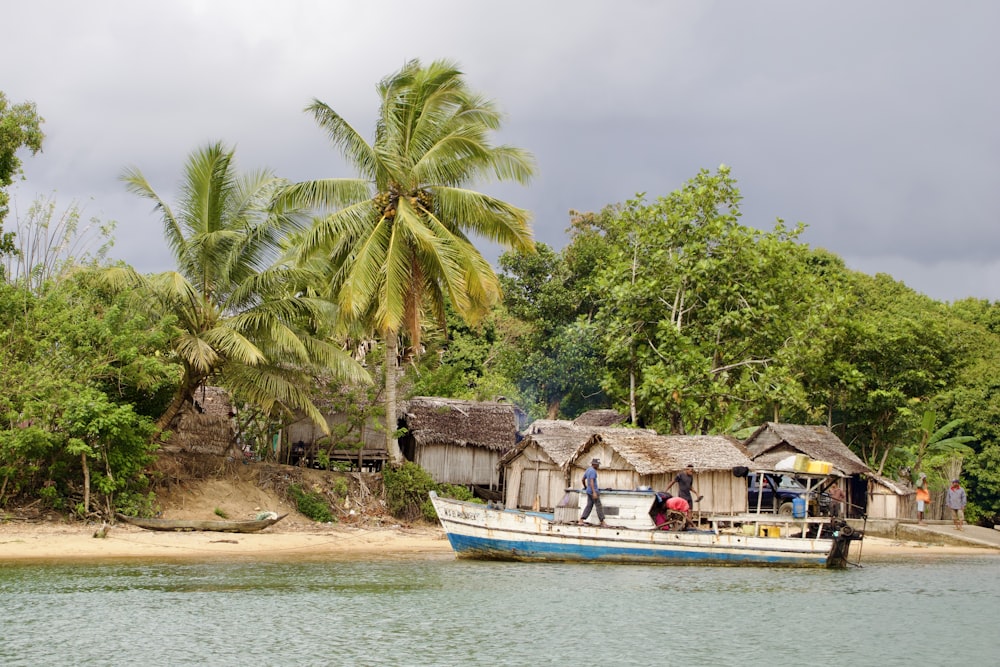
<box><xmin>0</xmin><ymin>275</ymin><xmax>169</xmax><ymax>512</ymax></box>
<box><xmin>826</xmin><ymin>273</ymin><xmax>962</xmax><ymax>472</ymax></box>
<box><xmin>0</xmin><ymin>93</ymin><xmax>44</xmax><ymax>223</ymax></box>
<box><xmin>283</xmin><ymin>59</ymin><xmax>535</xmax><ymax>464</ymax></box>
<box><xmin>0</xmin><ymin>92</ymin><xmax>45</xmax><ymax>266</ymax></box>
<box><xmin>497</xmin><ymin>243</ymin><xmax>607</xmax><ymax>419</ymax></box>
<box><xmin>583</xmin><ymin>168</ymin><xmax>831</xmax><ymax>434</ymax></box>
<box><xmin>100</xmin><ymin>142</ymin><xmax>368</xmax><ymax>434</ymax></box>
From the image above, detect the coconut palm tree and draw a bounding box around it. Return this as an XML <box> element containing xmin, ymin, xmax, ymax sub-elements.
<box><xmin>282</xmin><ymin>59</ymin><xmax>535</xmax><ymax>464</ymax></box>
<box><xmin>101</xmin><ymin>142</ymin><xmax>368</xmax><ymax>434</ymax></box>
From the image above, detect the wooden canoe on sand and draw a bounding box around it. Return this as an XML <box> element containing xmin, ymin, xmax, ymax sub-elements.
<box><xmin>115</xmin><ymin>513</ymin><xmax>287</xmax><ymax>533</ymax></box>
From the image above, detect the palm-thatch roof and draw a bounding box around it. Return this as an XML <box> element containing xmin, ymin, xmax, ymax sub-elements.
<box><xmin>164</xmin><ymin>386</ymin><xmax>234</xmax><ymax>455</ymax></box>
<box><xmin>584</xmin><ymin>432</ymin><xmax>753</xmax><ymax>474</ymax></box>
<box><xmin>572</xmin><ymin>409</ymin><xmax>628</xmax><ymax>428</ymax></box>
<box><xmin>501</xmin><ymin>424</ymin><xmax>646</xmax><ymax>469</ymax></box>
<box><xmin>744</xmin><ymin>422</ymin><xmax>871</xmax><ymax>476</ymax></box>
<box><xmin>400</xmin><ymin>397</ymin><xmax>518</xmax><ymax>451</ymax></box>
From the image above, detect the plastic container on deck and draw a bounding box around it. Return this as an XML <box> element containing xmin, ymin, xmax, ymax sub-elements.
<box><xmin>792</xmin><ymin>496</ymin><xmax>807</xmax><ymax>518</ymax></box>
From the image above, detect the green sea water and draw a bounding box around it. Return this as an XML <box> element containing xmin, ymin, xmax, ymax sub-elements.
<box><xmin>1</xmin><ymin>554</ymin><xmax>998</xmax><ymax>666</ymax></box>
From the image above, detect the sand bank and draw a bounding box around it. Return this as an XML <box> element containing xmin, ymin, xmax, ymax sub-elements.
<box><xmin>1</xmin><ymin>521</ymin><xmax>995</xmax><ymax>564</ymax></box>
<box><xmin>0</xmin><ymin>521</ymin><xmax>453</xmax><ymax>563</ymax></box>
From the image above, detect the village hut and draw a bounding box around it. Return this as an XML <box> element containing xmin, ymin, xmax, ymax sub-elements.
<box><xmin>867</xmin><ymin>474</ymin><xmax>911</xmax><ymax>520</ymax></box>
<box><xmin>572</xmin><ymin>431</ymin><xmax>755</xmax><ymax>515</ymax></box>
<box><xmin>742</xmin><ymin>422</ymin><xmax>905</xmax><ymax>519</ymax></box>
<box><xmin>500</xmin><ymin>422</ymin><xmax>643</xmax><ymax>510</ymax></box>
<box><xmin>162</xmin><ymin>386</ymin><xmax>236</xmax><ymax>456</ymax></box>
<box><xmin>284</xmin><ymin>412</ymin><xmax>386</xmax><ymax>471</ymax></box>
<box><xmin>397</xmin><ymin>397</ymin><xmax>520</xmax><ymax>492</ymax></box>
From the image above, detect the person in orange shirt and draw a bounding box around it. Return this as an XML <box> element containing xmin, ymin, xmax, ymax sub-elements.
<box><xmin>915</xmin><ymin>474</ymin><xmax>931</xmax><ymax>525</ymax></box>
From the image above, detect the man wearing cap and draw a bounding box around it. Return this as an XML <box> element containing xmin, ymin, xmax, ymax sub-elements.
<box><xmin>946</xmin><ymin>478</ymin><xmax>967</xmax><ymax>531</ymax></box>
<box><xmin>578</xmin><ymin>458</ymin><xmax>606</xmax><ymax>527</ymax></box>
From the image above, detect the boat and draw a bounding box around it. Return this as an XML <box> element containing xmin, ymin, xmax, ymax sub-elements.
<box><xmin>115</xmin><ymin>513</ymin><xmax>287</xmax><ymax>533</ymax></box>
<box><xmin>429</xmin><ymin>489</ymin><xmax>862</xmax><ymax>568</ymax></box>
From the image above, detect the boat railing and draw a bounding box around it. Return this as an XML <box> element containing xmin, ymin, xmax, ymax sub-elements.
<box><xmin>704</xmin><ymin>512</ymin><xmax>834</xmax><ymax>538</ymax></box>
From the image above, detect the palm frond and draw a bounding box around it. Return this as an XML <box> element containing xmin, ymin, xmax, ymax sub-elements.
<box><xmin>277</xmin><ymin>177</ymin><xmax>372</xmax><ymax>214</ymax></box>
<box><xmin>306</xmin><ymin>100</ymin><xmax>379</xmax><ymax>178</ymax></box>
<box><xmin>433</xmin><ymin>186</ymin><xmax>534</xmax><ymax>251</ymax></box>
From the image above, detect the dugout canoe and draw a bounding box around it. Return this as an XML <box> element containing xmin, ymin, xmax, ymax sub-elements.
<box><xmin>115</xmin><ymin>513</ymin><xmax>287</xmax><ymax>533</ymax></box>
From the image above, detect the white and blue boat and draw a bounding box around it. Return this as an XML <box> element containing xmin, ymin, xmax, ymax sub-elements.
<box><xmin>429</xmin><ymin>488</ymin><xmax>862</xmax><ymax>568</ymax></box>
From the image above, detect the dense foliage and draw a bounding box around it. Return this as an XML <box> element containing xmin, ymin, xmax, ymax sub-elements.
<box><xmin>2</xmin><ymin>79</ymin><xmax>998</xmax><ymax>525</ymax></box>
<box><xmin>0</xmin><ymin>275</ymin><xmax>172</xmax><ymax>515</ymax></box>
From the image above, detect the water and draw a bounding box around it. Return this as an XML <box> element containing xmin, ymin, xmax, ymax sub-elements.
<box><xmin>1</xmin><ymin>554</ymin><xmax>998</xmax><ymax>666</ymax></box>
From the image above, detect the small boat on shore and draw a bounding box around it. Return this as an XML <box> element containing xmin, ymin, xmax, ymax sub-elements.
<box><xmin>429</xmin><ymin>489</ymin><xmax>862</xmax><ymax>568</ymax></box>
<box><xmin>115</xmin><ymin>513</ymin><xmax>287</xmax><ymax>533</ymax></box>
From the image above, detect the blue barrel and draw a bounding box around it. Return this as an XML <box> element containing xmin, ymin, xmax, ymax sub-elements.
<box><xmin>792</xmin><ymin>496</ymin><xmax>807</xmax><ymax>518</ymax></box>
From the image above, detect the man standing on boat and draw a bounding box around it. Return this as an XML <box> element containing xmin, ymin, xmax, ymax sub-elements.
<box><xmin>667</xmin><ymin>464</ymin><xmax>701</xmax><ymax>519</ymax></box>
<box><xmin>579</xmin><ymin>458</ymin><xmax>607</xmax><ymax>527</ymax></box>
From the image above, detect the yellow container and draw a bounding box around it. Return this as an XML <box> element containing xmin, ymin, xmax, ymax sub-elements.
<box><xmin>758</xmin><ymin>525</ymin><xmax>781</xmax><ymax>537</ymax></box>
<box><xmin>793</xmin><ymin>454</ymin><xmax>810</xmax><ymax>472</ymax></box>
<box><xmin>807</xmin><ymin>460</ymin><xmax>832</xmax><ymax>474</ymax></box>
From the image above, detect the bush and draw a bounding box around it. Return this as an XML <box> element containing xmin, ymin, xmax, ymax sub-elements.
<box><xmin>383</xmin><ymin>461</ymin><xmax>437</xmax><ymax>521</ymax></box>
<box><xmin>384</xmin><ymin>462</ymin><xmax>483</xmax><ymax>522</ymax></box>
<box><xmin>114</xmin><ymin>491</ymin><xmax>158</xmax><ymax>518</ymax></box>
<box><xmin>288</xmin><ymin>483</ymin><xmax>334</xmax><ymax>523</ymax></box>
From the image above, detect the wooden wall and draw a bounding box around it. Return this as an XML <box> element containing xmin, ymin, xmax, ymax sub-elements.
<box><xmin>415</xmin><ymin>443</ymin><xmax>502</xmax><ymax>487</ymax></box>
<box><xmin>571</xmin><ymin>443</ymin><xmax>750</xmax><ymax>516</ymax></box>
<box><xmin>503</xmin><ymin>444</ymin><xmax>570</xmax><ymax>510</ymax></box>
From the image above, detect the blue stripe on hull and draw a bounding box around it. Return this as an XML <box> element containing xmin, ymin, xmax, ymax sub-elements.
<box><xmin>446</xmin><ymin>533</ymin><xmax>824</xmax><ymax>567</ymax></box>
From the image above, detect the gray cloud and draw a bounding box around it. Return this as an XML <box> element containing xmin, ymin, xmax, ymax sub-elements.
<box><xmin>4</xmin><ymin>0</ymin><xmax>999</xmax><ymax>302</ymax></box>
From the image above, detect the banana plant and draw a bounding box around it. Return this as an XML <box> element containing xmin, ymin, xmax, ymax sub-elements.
<box><xmin>912</xmin><ymin>410</ymin><xmax>975</xmax><ymax>479</ymax></box>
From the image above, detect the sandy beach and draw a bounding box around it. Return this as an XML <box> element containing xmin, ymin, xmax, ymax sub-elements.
<box><xmin>0</xmin><ymin>521</ymin><xmax>454</xmax><ymax>563</ymax></box>
<box><xmin>1</xmin><ymin>520</ymin><xmax>995</xmax><ymax>564</ymax></box>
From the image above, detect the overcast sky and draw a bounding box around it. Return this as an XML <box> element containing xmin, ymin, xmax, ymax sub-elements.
<box><xmin>4</xmin><ymin>1</ymin><xmax>999</xmax><ymax>302</ymax></box>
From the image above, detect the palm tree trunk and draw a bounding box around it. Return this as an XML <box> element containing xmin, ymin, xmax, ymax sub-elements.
<box><xmin>385</xmin><ymin>330</ymin><xmax>404</xmax><ymax>466</ymax></box>
<box><xmin>156</xmin><ymin>372</ymin><xmax>201</xmax><ymax>434</ymax></box>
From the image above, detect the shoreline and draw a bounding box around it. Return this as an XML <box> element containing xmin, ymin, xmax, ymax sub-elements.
<box><xmin>2</xmin><ymin>521</ymin><xmax>997</xmax><ymax>564</ymax></box>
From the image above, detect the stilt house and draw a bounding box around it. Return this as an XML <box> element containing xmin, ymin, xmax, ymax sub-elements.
<box><xmin>743</xmin><ymin>422</ymin><xmax>905</xmax><ymax>519</ymax></box>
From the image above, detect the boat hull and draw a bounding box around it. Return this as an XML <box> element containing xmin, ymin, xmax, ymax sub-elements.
<box><xmin>429</xmin><ymin>492</ymin><xmax>858</xmax><ymax>568</ymax></box>
<box><xmin>116</xmin><ymin>513</ymin><xmax>287</xmax><ymax>533</ymax></box>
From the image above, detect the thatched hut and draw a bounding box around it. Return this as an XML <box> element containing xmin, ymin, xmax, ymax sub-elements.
<box><xmin>162</xmin><ymin>386</ymin><xmax>235</xmax><ymax>456</ymax></box>
<box><xmin>500</xmin><ymin>422</ymin><xmax>643</xmax><ymax>510</ymax></box>
<box><xmin>866</xmin><ymin>474</ymin><xmax>911</xmax><ymax>520</ymax></box>
<box><xmin>398</xmin><ymin>397</ymin><xmax>520</xmax><ymax>490</ymax></box>
<box><xmin>742</xmin><ymin>422</ymin><xmax>901</xmax><ymax>519</ymax></box>
<box><xmin>284</xmin><ymin>413</ymin><xmax>386</xmax><ymax>471</ymax></box>
<box><xmin>573</xmin><ymin>432</ymin><xmax>754</xmax><ymax>515</ymax></box>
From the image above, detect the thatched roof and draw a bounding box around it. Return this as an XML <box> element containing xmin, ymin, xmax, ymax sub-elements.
<box><xmin>164</xmin><ymin>386</ymin><xmax>234</xmax><ymax>455</ymax></box>
<box><xmin>573</xmin><ymin>409</ymin><xmax>627</xmax><ymax>428</ymax></box>
<box><xmin>502</xmin><ymin>424</ymin><xmax>646</xmax><ymax>468</ymax></box>
<box><xmin>400</xmin><ymin>396</ymin><xmax>518</xmax><ymax>451</ymax></box>
<box><xmin>744</xmin><ymin>422</ymin><xmax>871</xmax><ymax>476</ymax></box>
<box><xmin>585</xmin><ymin>432</ymin><xmax>753</xmax><ymax>474</ymax></box>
